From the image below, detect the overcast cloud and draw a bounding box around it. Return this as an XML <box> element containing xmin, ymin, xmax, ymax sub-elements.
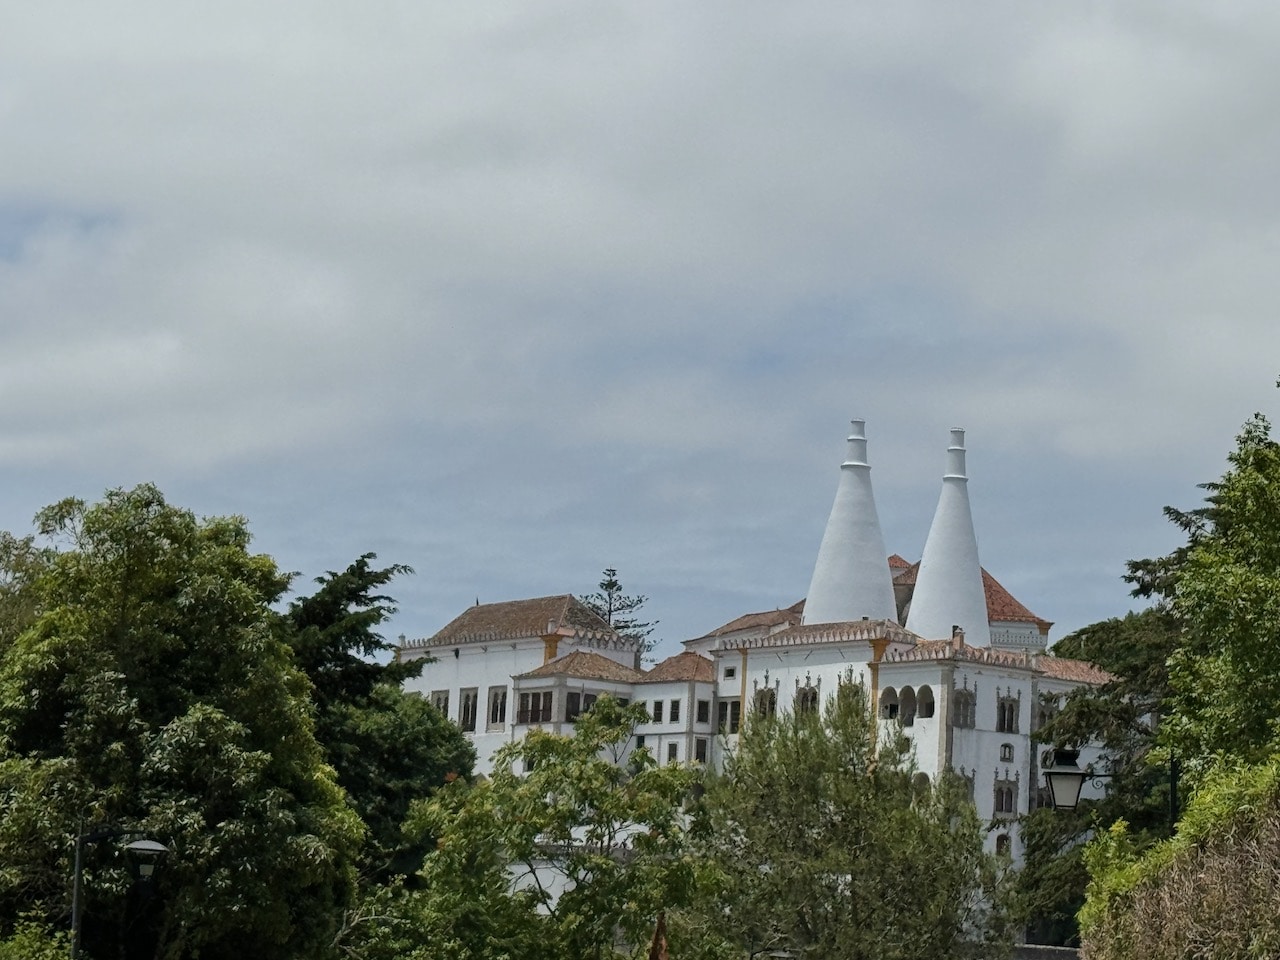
<box><xmin>3</xmin><ymin>2</ymin><xmax>1278</xmax><ymax>654</ymax></box>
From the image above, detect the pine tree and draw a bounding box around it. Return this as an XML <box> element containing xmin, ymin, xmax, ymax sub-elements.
<box><xmin>580</xmin><ymin>567</ymin><xmax>657</xmax><ymax>651</ymax></box>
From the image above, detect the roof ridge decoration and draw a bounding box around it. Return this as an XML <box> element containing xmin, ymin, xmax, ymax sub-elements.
<box><xmin>881</xmin><ymin>638</ymin><xmax>1114</xmax><ymax>685</ymax></box>
<box><xmin>803</xmin><ymin>419</ymin><xmax>898</xmax><ymax>626</ymax></box>
<box><xmin>718</xmin><ymin>618</ymin><xmax>919</xmax><ymax>651</ymax></box>
<box><xmin>905</xmin><ymin>428</ymin><xmax>992</xmax><ymax>646</ymax></box>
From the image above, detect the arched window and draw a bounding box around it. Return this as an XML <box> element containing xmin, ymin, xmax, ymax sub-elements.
<box><xmin>880</xmin><ymin>687</ymin><xmax>900</xmax><ymax>720</ymax></box>
<box><xmin>951</xmin><ymin>688</ymin><xmax>976</xmax><ymax>728</ymax></box>
<box><xmin>995</xmin><ymin>833</ymin><xmax>1011</xmax><ymax>856</ymax></box>
<box><xmin>1000</xmin><ymin>743</ymin><xmax>1014</xmax><ymax>762</ymax></box>
<box><xmin>917</xmin><ymin>685</ymin><xmax>935</xmax><ymax>719</ymax></box>
<box><xmin>900</xmin><ymin>687</ymin><xmax>917</xmax><ymax>727</ymax></box>
<box><xmin>754</xmin><ymin>687</ymin><xmax>777</xmax><ymax>719</ymax></box>
<box><xmin>795</xmin><ymin>685</ymin><xmax>819</xmax><ymax>715</ymax></box>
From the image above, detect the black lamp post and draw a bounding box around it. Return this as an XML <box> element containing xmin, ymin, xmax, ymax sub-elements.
<box><xmin>1043</xmin><ymin>747</ymin><xmax>1180</xmax><ymax>829</ymax></box>
<box><xmin>1044</xmin><ymin>748</ymin><xmax>1096</xmax><ymax>811</ymax></box>
<box><xmin>70</xmin><ymin>824</ymin><xmax>169</xmax><ymax>960</ymax></box>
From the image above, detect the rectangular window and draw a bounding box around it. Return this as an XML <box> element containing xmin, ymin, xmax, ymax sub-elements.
<box><xmin>635</xmin><ymin>734</ymin><xmax>646</xmax><ymax>749</ymax></box>
<box><xmin>717</xmin><ymin>698</ymin><xmax>742</xmax><ymax>734</ymax></box>
<box><xmin>724</xmin><ymin>666</ymin><xmax>736</xmax><ymax>680</ymax></box>
<box><xmin>696</xmin><ymin>700</ymin><xmax>710</xmax><ymax>724</ymax></box>
<box><xmin>488</xmin><ymin>686</ymin><xmax>508</xmax><ymax>728</ymax></box>
<box><xmin>459</xmin><ymin>688</ymin><xmax>478</xmax><ymax>732</ymax></box>
<box><xmin>669</xmin><ymin>699</ymin><xmax>681</xmax><ymax>723</ymax></box>
<box><xmin>652</xmin><ymin>700</ymin><xmax>664</xmax><ymax>723</ymax></box>
<box><xmin>695</xmin><ymin>738</ymin><xmax>708</xmax><ymax>763</ymax></box>
<box><xmin>518</xmin><ymin>691</ymin><xmax>552</xmax><ymax>724</ymax></box>
<box><xmin>667</xmin><ymin>742</ymin><xmax>678</xmax><ymax>763</ymax></box>
<box><xmin>431</xmin><ymin>690</ymin><xmax>449</xmax><ymax>716</ymax></box>
<box><xmin>565</xmin><ymin>691</ymin><xmax>598</xmax><ymax>722</ymax></box>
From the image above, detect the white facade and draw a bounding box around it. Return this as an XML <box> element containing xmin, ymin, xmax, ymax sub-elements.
<box><xmin>399</xmin><ymin>421</ymin><xmax>1110</xmax><ymax>859</ymax></box>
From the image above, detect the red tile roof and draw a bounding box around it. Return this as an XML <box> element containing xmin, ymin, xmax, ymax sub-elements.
<box><xmin>890</xmin><ymin>560</ymin><xmax>1049</xmax><ymax>627</ymax></box>
<box><xmin>888</xmin><ymin>553</ymin><xmax>911</xmax><ymax>569</ymax></box>
<box><xmin>518</xmin><ymin>650</ymin><xmax>645</xmax><ymax>682</ymax></box>
<box><xmin>643</xmin><ymin>651</ymin><xmax>715</xmax><ymax>683</ymax></box>
<box><xmin>411</xmin><ymin>595</ymin><xmax>616</xmax><ymax>648</ymax></box>
<box><xmin>981</xmin><ymin>569</ymin><xmax>1051</xmax><ymax>627</ymax></box>
<box><xmin>1038</xmin><ymin>656</ymin><xmax>1114</xmax><ymax>685</ymax></box>
<box><xmin>696</xmin><ymin>599</ymin><xmax>805</xmax><ymax>639</ymax></box>
<box><xmin>893</xmin><ymin>561</ymin><xmax>919</xmax><ymax>585</ymax></box>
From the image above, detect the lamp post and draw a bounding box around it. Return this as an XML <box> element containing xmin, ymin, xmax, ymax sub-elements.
<box><xmin>1043</xmin><ymin>747</ymin><xmax>1180</xmax><ymax>829</ymax></box>
<box><xmin>70</xmin><ymin>824</ymin><xmax>169</xmax><ymax>960</ymax></box>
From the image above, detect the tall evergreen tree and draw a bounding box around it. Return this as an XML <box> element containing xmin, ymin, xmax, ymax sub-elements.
<box><xmin>283</xmin><ymin>555</ymin><xmax>475</xmax><ymax>880</ymax></box>
<box><xmin>579</xmin><ymin>567</ymin><xmax>656</xmax><ymax>651</ymax></box>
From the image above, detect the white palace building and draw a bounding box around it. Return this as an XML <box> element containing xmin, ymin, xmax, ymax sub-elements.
<box><xmin>400</xmin><ymin>421</ymin><xmax>1110</xmax><ymax>856</ymax></box>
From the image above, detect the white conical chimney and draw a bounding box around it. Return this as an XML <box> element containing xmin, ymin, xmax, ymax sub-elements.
<box><xmin>803</xmin><ymin>419</ymin><xmax>897</xmax><ymax>625</ymax></box>
<box><xmin>906</xmin><ymin>428</ymin><xmax>990</xmax><ymax>645</ymax></box>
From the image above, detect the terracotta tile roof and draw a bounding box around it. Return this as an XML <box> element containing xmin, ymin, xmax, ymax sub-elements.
<box><xmin>888</xmin><ymin>553</ymin><xmax>911</xmax><ymax>569</ymax></box>
<box><xmin>695</xmin><ymin>599</ymin><xmax>805</xmax><ymax>639</ymax></box>
<box><xmin>889</xmin><ymin>560</ymin><xmax>1050</xmax><ymax>628</ymax></box>
<box><xmin>518</xmin><ymin>650</ymin><xmax>645</xmax><ymax>682</ymax></box>
<box><xmin>1038</xmin><ymin>656</ymin><xmax>1114</xmax><ymax>685</ymax></box>
<box><xmin>893</xmin><ymin>560</ymin><xmax>920</xmax><ymax>585</ymax></box>
<box><xmin>410</xmin><ymin>595</ymin><xmax>616</xmax><ymax>648</ymax></box>
<box><xmin>981</xmin><ymin>569</ymin><xmax>1051</xmax><ymax>627</ymax></box>
<box><xmin>643</xmin><ymin>651</ymin><xmax>715</xmax><ymax>683</ymax></box>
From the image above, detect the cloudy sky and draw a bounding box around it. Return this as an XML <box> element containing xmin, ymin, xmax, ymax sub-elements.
<box><xmin>3</xmin><ymin>3</ymin><xmax>1278</xmax><ymax>657</ymax></box>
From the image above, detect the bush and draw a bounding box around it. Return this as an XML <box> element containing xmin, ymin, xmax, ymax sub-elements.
<box><xmin>1080</xmin><ymin>758</ymin><xmax>1280</xmax><ymax>960</ymax></box>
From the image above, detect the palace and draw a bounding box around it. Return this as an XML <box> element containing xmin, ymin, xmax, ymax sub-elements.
<box><xmin>399</xmin><ymin>420</ymin><xmax>1109</xmax><ymax>856</ymax></box>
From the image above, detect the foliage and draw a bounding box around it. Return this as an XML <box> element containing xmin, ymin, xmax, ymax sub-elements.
<box><xmin>1080</xmin><ymin>758</ymin><xmax>1280</xmax><ymax>960</ymax></box>
<box><xmin>1021</xmin><ymin>608</ymin><xmax>1182</xmax><ymax>943</ymax></box>
<box><xmin>283</xmin><ymin>556</ymin><xmax>475</xmax><ymax>879</ymax></box>
<box><xmin>580</xmin><ymin>568</ymin><xmax>656</xmax><ymax>652</ymax></box>
<box><xmin>0</xmin><ymin>485</ymin><xmax>362</xmax><ymax>960</ymax></box>
<box><xmin>0</xmin><ymin>918</ymin><xmax>68</xmax><ymax>960</ymax></box>
<box><xmin>396</xmin><ymin>696</ymin><xmax>704</xmax><ymax>959</ymax></box>
<box><xmin>1154</xmin><ymin>414</ymin><xmax>1280</xmax><ymax>782</ymax></box>
<box><xmin>688</xmin><ymin>682</ymin><xmax>1011</xmax><ymax>960</ymax></box>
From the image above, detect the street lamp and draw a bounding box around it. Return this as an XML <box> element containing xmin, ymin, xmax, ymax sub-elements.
<box><xmin>1043</xmin><ymin>747</ymin><xmax>1181</xmax><ymax>829</ymax></box>
<box><xmin>71</xmin><ymin>825</ymin><xmax>170</xmax><ymax>960</ymax></box>
<box><xmin>1043</xmin><ymin>748</ymin><xmax>1097</xmax><ymax>811</ymax></box>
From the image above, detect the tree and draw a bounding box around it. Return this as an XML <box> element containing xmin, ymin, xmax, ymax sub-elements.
<box><xmin>1019</xmin><ymin>608</ymin><xmax>1182</xmax><ymax>944</ymax></box>
<box><xmin>1154</xmin><ymin>414</ymin><xmax>1280</xmax><ymax>780</ymax></box>
<box><xmin>580</xmin><ymin>568</ymin><xmax>656</xmax><ymax>651</ymax></box>
<box><xmin>688</xmin><ymin>681</ymin><xmax>1011</xmax><ymax>960</ymax></box>
<box><xmin>1076</xmin><ymin>398</ymin><xmax>1280</xmax><ymax>958</ymax></box>
<box><xmin>283</xmin><ymin>556</ymin><xmax>475</xmax><ymax>880</ymax></box>
<box><xmin>0</xmin><ymin>485</ymin><xmax>362</xmax><ymax>960</ymax></box>
<box><xmin>388</xmin><ymin>697</ymin><xmax>706</xmax><ymax>960</ymax></box>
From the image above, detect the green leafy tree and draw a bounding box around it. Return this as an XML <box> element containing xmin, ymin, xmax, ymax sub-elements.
<box><xmin>689</xmin><ymin>682</ymin><xmax>1011</xmax><ymax>960</ymax></box>
<box><xmin>1149</xmin><ymin>413</ymin><xmax>1280</xmax><ymax>780</ymax></box>
<box><xmin>0</xmin><ymin>485</ymin><xmax>362</xmax><ymax>960</ymax></box>
<box><xmin>580</xmin><ymin>568</ymin><xmax>656</xmax><ymax>652</ymax></box>
<box><xmin>386</xmin><ymin>696</ymin><xmax>705</xmax><ymax>960</ymax></box>
<box><xmin>283</xmin><ymin>556</ymin><xmax>475</xmax><ymax>880</ymax></box>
